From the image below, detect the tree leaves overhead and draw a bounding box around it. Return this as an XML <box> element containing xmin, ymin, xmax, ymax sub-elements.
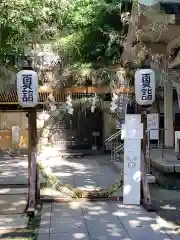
<box><xmin>57</xmin><ymin>0</ymin><xmax>132</xmax><ymax>65</ymax></box>
<box><xmin>0</xmin><ymin>0</ymin><xmax>132</xmax><ymax>65</ymax></box>
<box><xmin>0</xmin><ymin>0</ymin><xmax>68</xmax><ymax>54</ymax></box>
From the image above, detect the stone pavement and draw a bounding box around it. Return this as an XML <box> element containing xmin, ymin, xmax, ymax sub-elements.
<box><xmin>0</xmin><ymin>153</ymin><xmax>28</xmax><ymax>214</ymax></box>
<box><xmin>0</xmin><ymin>152</ymin><xmax>28</xmax><ymax>185</ymax></box>
<box><xmin>150</xmin><ymin>148</ymin><xmax>180</xmax><ymax>173</ymax></box>
<box><xmin>0</xmin><ymin>215</ymin><xmax>28</xmax><ymax>231</ymax></box>
<box><xmin>41</xmin><ymin>155</ymin><xmax>123</xmax><ymax>198</ymax></box>
<box><xmin>111</xmin><ymin>154</ymin><xmax>180</xmax><ymax>229</ymax></box>
<box><xmin>38</xmin><ymin>201</ymin><xmax>180</xmax><ymax>240</ymax></box>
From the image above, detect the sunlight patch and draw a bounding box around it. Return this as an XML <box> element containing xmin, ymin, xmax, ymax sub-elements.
<box><xmin>123</xmin><ymin>184</ymin><xmax>132</xmax><ymax>195</ymax></box>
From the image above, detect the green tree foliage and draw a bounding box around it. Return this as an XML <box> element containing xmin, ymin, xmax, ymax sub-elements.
<box><xmin>0</xmin><ymin>0</ymin><xmax>65</xmax><ymax>54</ymax></box>
<box><xmin>0</xmin><ymin>0</ymin><xmax>132</xmax><ymax>66</ymax></box>
<box><xmin>56</xmin><ymin>0</ymin><xmax>132</xmax><ymax>65</ymax></box>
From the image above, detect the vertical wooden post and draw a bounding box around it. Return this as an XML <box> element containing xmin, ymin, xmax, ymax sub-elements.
<box><xmin>141</xmin><ymin>109</ymin><xmax>152</xmax><ymax>210</ymax></box>
<box><xmin>27</xmin><ymin>107</ymin><xmax>38</xmax><ymax>216</ymax></box>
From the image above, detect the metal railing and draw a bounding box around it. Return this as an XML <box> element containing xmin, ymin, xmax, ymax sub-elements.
<box><xmin>113</xmin><ymin>144</ymin><xmax>124</xmax><ymax>154</ymax></box>
<box><xmin>111</xmin><ymin>143</ymin><xmax>124</xmax><ymax>162</ymax></box>
<box><xmin>104</xmin><ymin>129</ymin><xmax>124</xmax><ymax>162</ymax></box>
<box><xmin>105</xmin><ymin>129</ymin><xmax>122</xmax><ymax>142</ymax></box>
<box><xmin>105</xmin><ymin>127</ymin><xmax>167</xmax><ymax>171</ymax></box>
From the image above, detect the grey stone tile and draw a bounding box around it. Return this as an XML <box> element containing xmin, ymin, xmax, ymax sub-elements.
<box><xmin>51</xmin><ymin>202</ymin><xmax>82</xmax><ymax>217</ymax></box>
<box><xmin>109</xmin><ymin>203</ymin><xmax>172</xmax><ymax>239</ymax></box>
<box><xmin>38</xmin><ymin>233</ymin><xmax>49</xmax><ymax>240</ymax></box>
<box><xmin>0</xmin><ymin>195</ymin><xmax>27</xmax><ymax>214</ymax></box>
<box><xmin>81</xmin><ymin>202</ymin><xmax>113</xmax><ymax>218</ymax></box>
<box><xmin>0</xmin><ymin>187</ymin><xmax>27</xmax><ymax>195</ymax></box>
<box><xmin>13</xmin><ymin>175</ymin><xmax>28</xmax><ymax>184</ymax></box>
<box><xmin>74</xmin><ymin>176</ymin><xmax>97</xmax><ymax>183</ymax></box>
<box><xmin>74</xmin><ymin>177</ymin><xmax>97</xmax><ymax>185</ymax></box>
<box><xmin>43</xmin><ymin>203</ymin><xmax>52</xmax><ymax>211</ymax></box>
<box><xmin>81</xmin><ymin>202</ymin><xmax>111</xmax><ymax>215</ymax></box>
<box><xmin>0</xmin><ymin>171</ymin><xmax>17</xmax><ymax>178</ymax></box>
<box><xmin>50</xmin><ymin>232</ymin><xmax>90</xmax><ymax>240</ymax></box>
<box><xmin>0</xmin><ymin>231</ymin><xmax>34</xmax><ymax>239</ymax></box>
<box><xmin>0</xmin><ymin>177</ymin><xmax>17</xmax><ymax>184</ymax></box>
<box><xmin>50</xmin><ymin>216</ymin><xmax>87</xmax><ymax>233</ymax></box>
<box><xmin>89</xmin><ymin>233</ymin><xmax>131</xmax><ymax>240</ymax></box>
<box><xmin>39</xmin><ymin>215</ymin><xmax>51</xmax><ymax>233</ymax></box>
<box><xmin>0</xmin><ymin>215</ymin><xmax>28</xmax><ymax>229</ymax></box>
<box><xmin>84</xmin><ymin>215</ymin><xmax>129</xmax><ymax>239</ymax></box>
<box><xmin>122</xmin><ymin>224</ymin><xmax>171</xmax><ymax>240</ymax></box>
<box><xmin>110</xmin><ymin>203</ymin><xmax>144</xmax><ymax>216</ymax></box>
<box><xmin>10</xmin><ymin>188</ymin><xmax>28</xmax><ymax>194</ymax></box>
<box><xmin>167</xmin><ymin>232</ymin><xmax>180</xmax><ymax>240</ymax></box>
<box><xmin>75</xmin><ymin>183</ymin><xmax>98</xmax><ymax>190</ymax></box>
<box><xmin>110</xmin><ymin>203</ymin><xmax>157</xmax><ymax>225</ymax></box>
<box><xmin>42</xmin><ymin>204</ymin><xmax>52</xmax><ymax>217</ymax></box>
<box><xmin>175</xmin><ymin>163</ymin><xmax>180</xmax><ymax>173</ymax></box>
<box><xmin>0</xmin><ymin>188</ymin><xmax>12</xmax><ymax>194</ymax></box>
<box><xmin>110</xmin><ymin>206</ymin><xmax>170</xmax><ymax>240</ymax></box>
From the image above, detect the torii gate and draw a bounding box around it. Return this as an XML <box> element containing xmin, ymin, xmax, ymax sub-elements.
<box><xmin>0</xmin><ymin>86</ymin><xmax>134</xmax><ymax>216</ymax></box>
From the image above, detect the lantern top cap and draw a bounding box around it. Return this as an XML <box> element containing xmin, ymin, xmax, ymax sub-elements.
<box><xmin>136</xmin><ymin>68</ymin><xmax>154</xmax><ymax>72</ymax></box>
<box><xmin>22</xmin><ymin>66</ymin><xmax>34</xmax><ymax>71</ymax></box>
<box><xmin>139</xmin><ymin>65</ymin><xmax>151</xmax><ymax>69</ymax></box>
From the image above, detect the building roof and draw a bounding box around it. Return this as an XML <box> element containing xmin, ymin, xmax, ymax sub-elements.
<box><xmin>0</xmin><ymin>86</ymin><xmax>134</xmax><ymax>105</ymax></box>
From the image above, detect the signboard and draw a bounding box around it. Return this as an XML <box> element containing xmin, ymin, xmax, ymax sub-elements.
<box><xmin>175</xmin><ymin>131</ymin><xmax>180</xmax><ymax>152</ymax></box>
<box><xmin>118</xmin><ymin>94</ymin><xmax>128</xmax><ymax>113</ymax></box>
<box><xmin>123</xmin><ymin>114</ymin><xmax>142</xmax><ymax>205</ymax></box>
<box><xmin>147</xmin><ymin>113</ymin><xmax>159</xmax><ymax>140</ymax></box>
<box><xmin>12</xmin><ymin>126</ymin><xmax>20</xmax><ymax>143</ymax></box>
<box><xmin>17</xmin><ymin>70</ymin><xmax>38</xmax><ymax>107</ymax></box>
<box><xmin>135</xmin><ymin>69</ymin><xmax>155</xmax><ymax>105</ymax></box>
<box><xmin>92</xmin><ymin>131</ymin><xmax>100</xmax><ymax>136</ymax></box>
<box><xmin>122</xmin><ymin>115</ymin><xmax>143</xmax><ymax>138</ymax></box>
<box><xmin>116</xmin><ymin>119</ymin><xmax>121</xmax><ymax>130</ymax></box>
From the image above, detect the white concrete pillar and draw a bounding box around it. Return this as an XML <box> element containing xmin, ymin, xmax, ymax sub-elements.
<box><xmin>164</xmin><ymin>81</ymin><xmax>174</xmax><ymax>147</ymax></box>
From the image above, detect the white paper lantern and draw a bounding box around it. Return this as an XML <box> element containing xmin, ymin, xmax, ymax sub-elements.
<box><xmin>17</xmin><ymin>70</ymin><xmax>38</xmax><ymax>107</ymax></box>
<box><xmin>135</xmin><ymin>68</ymin><xmax>155</xmax><ymax>106</ymax></box>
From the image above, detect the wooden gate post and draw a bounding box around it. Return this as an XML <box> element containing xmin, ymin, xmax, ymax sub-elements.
<box><xmin>141</xmin><ymin>109</ymin><xmax>153</xmax><ymax>211</ymax></box>
<box><xmin>27</xmin><ymin>107</ymin><xmax>39</xmax><ymax>216</ymax></box>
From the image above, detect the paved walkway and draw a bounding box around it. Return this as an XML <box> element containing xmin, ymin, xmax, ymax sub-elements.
<box><xmin>38</xmin><ymin>201</ymin><xmax>180</xmax><ymax>240</ymax></box>
<box><xmin>0</xmin><ymin>153</ymin><xmax>28</xmax><ymax>185</ymax></box>
<box><xmin>0</xmin><ymin>153</ymin><xmax>28</xmax><ymax>214</ymax></box>
<box><xmin>41</xmin><ymin>154</ymin><xmax>122</xmax><ymax>198</ymax></box>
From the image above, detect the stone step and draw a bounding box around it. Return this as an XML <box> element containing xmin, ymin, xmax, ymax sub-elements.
<box><xmin>59</xmin><ymin>152</ymin><xmax>84</xmax><ymax>158</ymax></box>
<box><xmin>0</xmin><ymin>194</ymin><xmax>27</xmax><ymax>215</ymax></box>
<box><xmin>0</xmin><ymin>215</ymin><xmax>28</xmax><ymax>230</ymax></box>
<box><xmin>111</xmin><ymin>161</ymin><xmax>156</xmax><ymax>184</ymax></box>
<box><xmin>0</xmin><ymin>188</ymin><xmax>28</xmax><ymax>195</ymax></box>
<box><xmin>0</xmin><ymin>187</ymin><xmax>28</xmax><ymax>214</ymax></box>
<box><xmin>0</xmin><ymin>183</ymin><xmax>28</xmax><ymax>187</ymax></box>
<box><xmin>146</xmin><ymin>174</ymin><xmax>156</xmax><ymax>184</ymax></box>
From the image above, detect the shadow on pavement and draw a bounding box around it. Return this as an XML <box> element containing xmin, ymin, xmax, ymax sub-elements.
<box><xmin>150</xmin><ymin>184</ymin><xmax>180</xmax><ymax>231</ymax></box>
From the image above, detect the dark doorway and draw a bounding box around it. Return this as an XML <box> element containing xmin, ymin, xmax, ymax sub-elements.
<box><xmin>159</xmin><ymin>114</ymin><xmax>164</xmax><ymax>144</ymax></box>
<box><xmin>51</xmin><ymin>107</ymin><xmax>103</xmax><ymax>150</ymax></box>
<box><xmin>175</xmin><ymin>113</ymin><xmax>180</xmax><ymax>131</ymax></box>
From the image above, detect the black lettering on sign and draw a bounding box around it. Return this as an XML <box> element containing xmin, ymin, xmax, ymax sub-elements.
<box><xmin>22</xmin><ymin>75</ymin><xmax>34</xmax><ymax>102</ymax></box>
<box><xmin>141</xmin><ymin>73</ymin><xmax>152</xmax><ymax>101</ymax></box>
